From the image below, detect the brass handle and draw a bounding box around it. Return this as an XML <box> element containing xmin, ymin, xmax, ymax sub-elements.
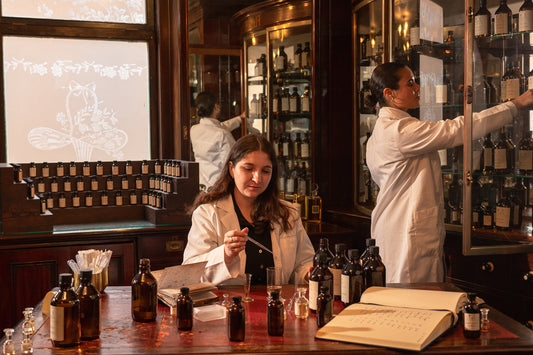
<box><xmin>166</xmin><ymin>240</ymin><xmax>184</xmax><ymax>252</ymax></box>
<box><xmin>523</xmin><ymin>271</ymin><xmax>533</xmax><ymax>282</ymax></box>
<box><xmin>481</xmin><ymin>261</ymin><xmax>494</xmax><ymax>272</ymax></box>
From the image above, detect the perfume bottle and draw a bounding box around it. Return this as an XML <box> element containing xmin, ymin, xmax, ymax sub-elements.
<box><xmin>20</xmin><ymin>328</ymin><xmax>33</xmax><ymax>354</ymax></box>
<box><xmin>23</xmin><ymin>307</ymin><xmax>35</xmax><ymax>336</ymax></box>
<box><xmin>294</xmin><ymin>288</ymin><xmax>309</xmax><ymax>320</ymax></box>
<box><xmin>2</xmin><ymin>328</ymin><xmax>15</xmax><ymax>354</ymax></box>
<box><xmin>307</xmin><ymin>183</ymin><xmax>322</xmax><ymax>222</ymax></box>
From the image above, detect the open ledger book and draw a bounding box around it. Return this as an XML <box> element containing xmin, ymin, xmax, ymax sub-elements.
<box><xmin>152</xmin><ymin>262</ymin><xmax>218</xmax><ymax>307</ymax></box>
<box><xmin>315</xmin><ymin>286</ymin><xmax>468</xmax><ymax>351</ymax></box>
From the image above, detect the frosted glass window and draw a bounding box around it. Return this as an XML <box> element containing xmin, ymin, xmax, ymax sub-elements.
<box><xmin>1</xmin><ymin>0</ymin><xmax>146</xmax><ymax>24</ymax></box>
<box><xmin>3</xmin><ymin>36</ymin><xmax>150</xmax><ymax>163</ymax></box>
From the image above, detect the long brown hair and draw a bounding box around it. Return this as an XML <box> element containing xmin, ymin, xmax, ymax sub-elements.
<box><xmin>189</xmin><ymin>134</ymin><xmax>294</xmax><ymax>231</ymax></box>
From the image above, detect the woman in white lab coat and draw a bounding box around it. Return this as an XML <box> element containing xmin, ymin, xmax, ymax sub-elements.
<box><xmin>365</xmin><ymin>62</ymin><xmax>533</xmax><ymax>284</ymax></box>
<box><xmin>183</xmin><ymin>134</ymin><xmax>315</xmax><ymax>285</ymax></box>
<box><xmin>190</xmin><ymin>92</ymin><xmax>244</xmax><ymax>190</ymax></box>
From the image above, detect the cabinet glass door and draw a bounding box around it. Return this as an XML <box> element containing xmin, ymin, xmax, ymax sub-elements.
<box><xmin>245</xmin><ymin>32</ymin><xmax>267</xmax><ymax>135</ymax></box>
<box><xmin>465</xmin><ymin>0</ymin><xmax>533</xmax><ymax>254</ymax></box>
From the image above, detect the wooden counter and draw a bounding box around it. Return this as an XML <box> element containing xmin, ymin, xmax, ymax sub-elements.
<box><xmin>5</xmin><ymin>283</ymin><xmax>533</xmax><ymax>354</ymax></box>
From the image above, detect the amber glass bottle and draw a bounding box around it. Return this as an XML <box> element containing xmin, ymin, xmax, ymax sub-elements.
<box><xmin>228</xmin><ymin>296</ymin><xmax>245</xmax><ymax>341</ymax></box>
<box><xmin>267</xmin><ymin>291</ymin><xmax>284</xmax><ymax>336</ymax></box>
<box><xmin>131</xmin><ymin>258</ymin><xmax>158</xmax><ymax>322</ymax></box>
<box><xmin>76</xmin><ymin>269</ymin><xmax>101</xmax><ymax>340</ymax></box>
<box><xmin>50</xmin><ymin>273</ymin><xmax>80</xmax><ymax>347</ymax></box>
<box><xmin>309</xmin><ymin>250</ymin><xmax>333</xmax><ymax>313</ymax></box>
<box><xmin>463</xmin><ymin>293</ymin><xmax>481</xmax><ymax>338</ymax></box>
<box><xmin>341</xmin><ymin>249</ymin><xmax>364</xmax><ymax>306</ymax></box>
<box><xmin>316</xmin><ymin>285</ymin><xmax>333</xmax><ymax>328</ymax></box>
<box><xmin>328</xmin><ymin>243</ymin><xmax>347</xmax><ymax>300</ymax></box>
<box><xmin>363</xmin><ymin>246</ymin><xmax>386</xmax><ymax>288</ymax></box>
<box><xmin>177</xmin><ymin>287</ymin><xmax>193</xmax><ymax>331</ymax></box>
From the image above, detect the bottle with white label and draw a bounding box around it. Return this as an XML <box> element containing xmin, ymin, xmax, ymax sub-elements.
<box><xmin>341</xmin><ymin>249</ymin><xmax>364</xmax><ymax>306</ymax></box>
<box><xmin>50</xmin><ymin>273</ymin><xmax>80</xmax><ymax>347</ymax></box>
<box><xmin>519</xmin><ymin>0</ymin><xmax>533</xmax><ymax>32</ymax></box>
<box><xmin>410</xmin><ymin>15</ymin><xmax>420</xmax><ymax>47</ymax></box>
<box><xmin>494</xmin><ymin>0</ymin><xmax>513</xmax><ymax>35</ymax></box>
<box><xmin>463</xmin><ymin>292</ymin><xmax>481</xmax><ymax>338</ymax></box>
<box><xmin>308</xmin><ymin>252</ymin><xmax>333</xmax><ymax>313</ymax></box>
<box><xmin>328</xmin><ymin>243</ymin><xmax>347</xmax><ymax>300</ymax></box>
<box><xmin>475</xmin><ymin>0</ymin><xmax>492</xmax><ymax>37</ymax></box>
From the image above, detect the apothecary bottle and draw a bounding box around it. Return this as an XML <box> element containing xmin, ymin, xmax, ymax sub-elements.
<box><xmin>131</xmin><ymin>258</ymin><xmax>157</xmax><ymax>322</ymax></box>
<box><xmin>309</xmin><ymin>250</ymin><xmax>333</xmax><ymax>313</ymax></box>
<box><xmin>328</xmin><ymin>243</ymin><xmax>347</xmax><ymax>300</ymax></box>
<box><xmin>42</xmin><ymin>162</ymin><xmax>50</xmax><ymax>177</ymax></box>
<box><xmin>359</xmin><ymin>238</ymin><xmax>376</xmax><ymax>267</ymax></box>
<box><xmin>22</xmin><ymin>307</ymin><xmax>35</xmax><ymax>336</ymax></box>
<box><xmin>2</xmin><ymin>328</ymin><xmax>15</xmax><ymax>354</ymax></box>
<box><xmin>275</xmin><ymin>46</ymin><xmax>288</xmax><ymax>72</ymax></box>
<box><xmin>316</xmin><ymin>285</ymin><xmax>333</xmax><ymax>328</ymax></box>
<box><xmin>20</xmin><ymin>328</ymin><xmax>32</xmax><ymax>354</ymax></box>
<box><xmin>75</xmin><ymin>269</ymin><xmax>101</xmax><ymax>340</ymax></box>
<box><xmin>228</xmin><ymin>296</ymin><xmax>245</xmax><ymax>342</ymax></box>
<box><xmin>267</xmin><ymin>291</ymin><xmax>284</xmax><ymax>336</ymax></box>
<box><xmin>363</xmin><ymin>246</ymin><xmax>386</xmax><ymax>288</ymax></box>
<box><xmin>96</xmin><ymin>161</ymin><xmax>104</xmax><ymax>175</ymax></box>
<box><xmin>313</xmin><ymin>237</ymin><xmax>333</xmax><ymax>267</ymax></box>
<box><xmin>341</xmin><ymin>249</ymin><xmax>364</xmax><ymax>306</ymax></box>
<box><xmin>519</xmin><ymin>0</ymin><xmax>533</xmax><ymax>32</ymax></box>
<box><xmin>475</xmin><ymin>0</ymin><xmax>491</xmax><ymax>37</ymax></box>
<box><xmin>50</xmin><ymin>273</ymin><xmax>80</xmax><ymax>347</ymax></box>
<box><xmin>494</xmin><ymin>0</ymin><xmax>513</xmax><ymax>35</ymax></box>
<box><xmin>69</xmin><ymin>161</ymin><xmax>77</xmax><ymax>176</ymax></box>
<box><xmin>177</xmin><ymin>287</ymin><xmax>193</xmax><ymax>331</ymax></box>
<box><xmin>463</xmin><ymin>292</ymin><xmax>481</xmax><ymax>338</ymax></box>
<box><xmin>302</xmin><ymin>41</ymin><xmax>311</xmax><ymax>69</ymax></box>
<box><xmin>83</xmin><ymin>161</ymin><xmax>90</xmax><ymax>176</ymax></box>
<box><xmin>56</xmin><ymin>161</ymin><xmax>64</xmax><ymax>177</ymax></box>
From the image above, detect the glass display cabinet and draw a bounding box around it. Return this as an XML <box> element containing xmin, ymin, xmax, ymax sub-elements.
<box><xmin>354</xmin><ymin>0</ymin><xmax>533</xmax><ymax>255</ymax></box>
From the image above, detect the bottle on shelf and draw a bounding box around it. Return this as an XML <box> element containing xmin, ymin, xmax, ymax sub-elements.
<box><xmin>475</xmin><ymin>0</ymin><xmax>492</xmax><ymax>37</ymax></box>
<box><xmin>518</xmin><ymin>131</ymin><xmax>533</xmax><ymax>175</ymax></box>
<box><xmin>50</xmin><ymin>273</ymin><xmax>80</xmax><ymax>347</ymax></box>
<box><xmin>57</xmin><ymin>161</ymin><xmax>65</xmax><ymax>177</ymax></box>
<box><xmin>260</xmin><ymin>93</ymin><xmax>268</xmax><ymax>119</ymax></box>
<box><xmin>75</xmin><ymin>269</ymin><xmax>101</xmax><ymax>340</ymax></box>
<box><xmin>285</xmin><ymin>161</ymin><xmax>296</xmax><ymax>195</ymax></box>
<box><xmin>289</xmin><ymin>87</ymin><xmax>300</xmax><ymax>113</ymax></box>
<box><xmin>302</xmin><ymin>41</ymin><xmax>312</xmax><ymax>69</ymax></box>
<box><xmin>177</xmin><ymin>287</ymin><xmax>193</xmax><ymax>331</ymax></box>
<box><xmin>294</xmin><ymin>43</ymin><xmax>303</xmax><ymax>70</ymax></box>
<box><xmin>22</xmin><ymin>308</ymin><xmax>35</xmax><ymax>336</ymax></box>
<box><xmin>494</xmin><ymin>126</ymin><xmax>515</xmax><ymax>175</ymax></box>
<box><xmin>42</xmin><ymin>162</ymin><xmax>50</xmax><ymax>177</ymax></box>
<box><xmin>444</xmin><ymin>31</ymin><xmax>455</xmax><ymax>63</ymax></box>
<box><xmin>363</xmin><ymin>246</ymin><xmax>386</xmax><ymax>288</ymax></box>
<box><xmin>272</xmin><ymin>89</ymin><xmax>281</xmax><ymax>115</ymax></box>
<box><xmin>502</xmin><ymin>62</ymin><xmax>523</xmax><ymax>102</ymax></box>
<box><xmin>359</xmin><ymin>238</ymin><xmax>376</xmax><ymax>267</ymax></box>
<box><xmin>341</xmin><ymin>249</ymin><xmax>364</xmax><ymax>306</ymax></box>
<box><xmin>495</xmin><ymin>178</ymin><xmax>513</xmax><ymax>231</ymax></box>
<box><xmin>250</xmin><ymin>94</ymin><xmax>258</xmax><ymax>119</ymax></box>
<box><xmin>301</xmin><ymin>86</ymin><xmax>311</xmax><ymax>112</ymax></box>
<box><xmin>301</xmin><ymin>132</ymin><xmax>311</xmax><ymax>159</ymax></box>
<box><xmin>307</xmin><ymin>183</ymin><xmax>322</xmax><ymax>222</ymax></box>
<box><xmin>494</xmin><ymin>0</ymin><xmax>513</xmax><ymax>35</ymax></box>
<box><xmin>278</xmin><ymin>159</ymin><xmax>286</xmax><ymax>197</ymax></box>
<box><xmin>228</xmin><ymin>296</ymin><xmax>245</xmax><ymax>342</ymax></box>
<box><xmin>316</xmin><ymin>285</ymin><xmax>333</xmax><ymax>328</ymax></box>
<box><xmin>409</xmin><ymin>15</ymin><xmax>420</xmax><ymax>47</ymax></box>
<box><xmin>254</xmin><ymin>53</ymin><xmax>266</xmax><ymax>77</ymax></box>
<box><xmin>328</xmin><ymin>243</ymin><xmax>347</xmax><ymax>301</ymax></box>
<box><xmin>463</xmin><ymin>292</ymin><xmax>481</xmax><ymax>338</ymax></box>
<box><xmin>281</xmin><ymin>88</ymin><xmax>290</xmax><ymax>113</ymax></box>
<box><xmin>275</xmin><ymin>46</ymin><xmax>288</xmax><ymax>72</ymax></box>
<box><xmin>2</xmin><ymin>328</ymin><xmax>15</xmax><ymax>354</ymax></box>
<box><xmin>519</xmin><ymin>0</ymin><xmax>533</xmax><ymax>33</ymax></box>
<box><xmin>267</xmin><ymin>291</ymin><xmax>284</xmax><ymax>336</ymax></box>
<box><xmin>131</xmin><ymin>258</ymin><xmax>157</xmax><ymax>322</ymax></box>
<box><xmin>482</xmin><ymin>133</ymin><xmax>495</xmax><ymax>174</ymax></box>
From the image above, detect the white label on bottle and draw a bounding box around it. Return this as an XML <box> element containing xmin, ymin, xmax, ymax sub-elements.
<box><xmin>272</xmin><ymin>98</ymin><xmax>279</xmax><ymax>113</ymax></box>
<box><xmin>64</xmin><ymin>181</ymin><xmax>71</xmax><ymax>191</ymax></box>
<box><xmin>286</xmin><ymin>177</ymin><xmax>295</xmax><ymax>194</ymax></box>
<box><xmin>506</xmin><ymin>78</ymin><xmax>520</xmax><ymax>100</ymax></box>
<box><xmin>289</xmin><ymin>97</ymin><xmax>298</xmax><ymax>112</ymax></box>
<box><xmin>59</xmin><ymin>198</ymin><xmax>66</xmax><ymax>208</ymax></box>
<box><xmin>438</xmin><ymin>149</ymin><xmax>448</xmax><ymax>166</ymax></box>
<box><xmin>96</xmin><ymin>165</ymin><xmax>103</xmax><ymax>175</ymax></box>
<box><xmin>483</xmin><ymin>147</ymin><xmax>493</xmax><ymax>166</ymax></box>
<box><xmin>309</xmin><ymin>280</ymin><xmax>318</xmax><ymax>311</ymax></box>
<box><xmin>483</xmin><ymin>214</ymin><xmax>492</xmax><ymax>227</ymax></box>
<box><xmin>282</xmin><ymin>142</ymin><xmax>289</xmax><ymax>157</ymax></box>
<box><xmin>83</xmin><ymin>166</ymin><xmax>90</xmax><ymax>175</ymax></box>
<box><xmin>70</xmin><ymin>166</ymin><xmax>76</xmax><ymax>176</ymax></box>
<box><xmin>275</xmin><ymin>56</ymin><xmax>285</xmax><ymax>71</ymax></box>
<box><xmin>281</xmin><ymin>97</ymin><xmax>289</xmax><ymax>112</ymax></box>
<box><xmin>495</xmin><ymin>205</ymin><xmax>511</xmax><ymax>227</ymax></box>
<box><xmin>475</xmin><ymin>15</ymin><xmax>490</xmax><ymax>37</ymax></box>
<box><xmin>494</xmin><ymin>148</ymin><xmax>507</xmax><ymax>169</ymax></box>
<box><xmin>301</xmin><ymin>52</ymin><xmax>308</xmax><ymax>67</ymax></box>
<box><xmin>435</xmin><ymin>84</ymin><xmax>447</xmax><ymax>104</ymax></box>
<box><xmin>302</xmin><ymin>97</ymin><xmax>310</xmax><ymax>112</ymax></box>
<box><xmin>341</xmin><ymin>274</ymin><xmax>350</xmax><ymax>303</ymax></box>
<box><xmin>329</xmin><ymin>268</ymin><xmax>342</xmax><ymax>297</ymax></box>
<box><xmin>473</xmin><ymin>150</ymin><xmax>482</xmax><ymax>171</ymax></box>
<box><xmin>518</xmin><ymin>149</ymin><xmax>533</xmax><ymax>170</ymax></box>
<box><xmin>410</xmin><ymin>27</ymin><xmax>420</xmax><ymax>46</ymax></box>
<box><xmin>42</xmin><ymin>167</ymin><xmax>49</xmax><ymax>177</ymax></box>
<box><xmin>494</xmin><ymin>13</ymin><xmax>509</xmax><ymax>35</ymax></box>
<box><xmin>50</xmin><ymin>305</ymin><xmax>65</xmax><ymax>341</ymax></box>
<box><xmin>519</xmin><ymin>9</ymin><xmax>533</xmax><ymax>32</ymax></box>
<box><xmin>301</xmin><ymin>143</ymin><xmax>310</xmax><ymax>158</ymax></box>
<box><xmin>529</xmin><ymin>76</ymin><xmax>533</xmax><ymax>91</ymax></box>
<box><xmin>464</xmin><ymin>313</ymin><xmax>481</xmax><ymax>331</ymax></box>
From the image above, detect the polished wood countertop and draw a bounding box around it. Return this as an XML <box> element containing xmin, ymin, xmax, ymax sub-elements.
<box><xmin>5</xmin><ymin>283</ymin><xmax>533</xmax><ymax>354</ymax></box>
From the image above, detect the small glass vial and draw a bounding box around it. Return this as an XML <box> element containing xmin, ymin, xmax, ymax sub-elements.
<box><xmin>481</xmin><ymin>308</ymin><xmax>490</xmax><ymax>333</ymax></box>
<box><xmin>91</xmin><ymin>176</ymin><xmax>98</xmax><ymax>191</ymax></box>
<box><xmin>23</xmin><ymin>307</ymin><xmax>35</xmax><ymax>335</ymax></box>
<box><xmin>85</xmin><ymin>192</ymin><xmax>93</xmax><ymax>207</ymax></box>
<box><xmin>46</xmin><ymin>192</ymin><xmax>54</xmax><ymax>209</ymax></box>
<box><xmin>141</xmin><ymin>160</ymin><xmax>149</xmax><ymax>174</ymax></box>
<box><xmin>2</xmin><ymin>328</ymin><xmax>15</xmax><ymax>355</ymax></box>
<box><xmin>72</xmin><ymin>192</ymin><xmax>80</xmax><ymax>207</ymax></box>
<box><xmin>121</xmin><ymin>175</ymin><xmax>129</xmax><ymax>190</ymax></box>
<box><xmin>154</xmin><ymin>160</ymin><xmax>162</xmax><ymax>174</ymax></box>
<box><xmin>40</xmin><ymin>195</ymin><xmax>47</xmax><ymax>214</ymax></box>
<box><xmin>126</xmin><ymin>160</ymin><xmax>133</xmax><ymax>175</ymax></box>
<box><xmin>83</xmin><ymin>161</ymin><xmax>90</xmax><ymax>176</ymax></box>
<box><xmin>56</xmin><ymin>162</ymin><xmax>64</xmax><ymax>177</ymax></box>
<box><xmin>155</xmin><ymin>176</ymin><xmax>161</xmax><ymax>190</ymax></box>
<box><xmin>13</xmin><ymin>164</ymin><xmax>23</xmax><ymax>183</ymax></box>
<box><xmin>177</xmin><ymin>287</ymin><xmax>193</xmax><ymax>331</ymax></box>
<box><xmin>58</xmin><ymin>192</ymin><xmax>66</xmax><ymax>208</ymax></box>
<box><xmin>142</xmin><ymin>190</ymin><xmax>149</xmax><ymax>205</ymax></box>
<box><xmin>101</xmin><ymin>191</ymin><xmax>109</xmax><ymax>206</ymax></box>
<box><xmin>317</xmin><ymin>285</ymin><xmax>333</xmax><ymax>328</ymax></box>
<box><xmin>106</xmin><ymin>176</ymin><xmax>114</xmax><ymax>190</ymax></box>
<box><xmin>37</xmin><ymin>177</ymin><xmax>45</xmax><ymax>194</ymax></box>
<box><xmin>20</xmin><ymin>327</ymin><xmax>33</xmax><ymax>354</ymax></box>
<box><xmin>50</xmin><ymin>177</ymin><xmax>58</xmax><ymax>193</ymax></box>
<box><xmin>69</xmin><ymin>161</ymin><xmax>77</xmax><ymax>176</ymax></box>
<box><xmin>129</xmin><ymin>190</ymin><xmax>137</xmax><ymax>205</ymax></box>
<box><xmin>63</xmin><ymin>177</ymin><xmax>72</xmax><ymax>192</ymax></box>
<box><xmin>267</xmin><ymin>291</ymin><xmax>284</xmax><ymax>336</ymax></box>
<box><xmin>176</xmin><ymin>161</ymin><xmax>182</xmax><ymax>177</ymax></box>
<box><xmin>228</xmin><ymin>296</ymin><xmax>245</xmax><ymax>342</ymax></box>
<box><xmin>155</xmin><ymin>192</ymin><xmax>162</xmax><ymax>208</ymax></box>
<box><xmin>294</xmin><ymin>288</ymin><xmax>309</xmax><ymax>320</ymax></box>
<box><xmin>112</xmin><ymin>160</ymin><xmax>119</xmax><ymax>175</ymax></box>
<box><xmin>115</xmin><ymin>191</ymin><xmax>123</xmax><ymax>206</ymax></box>
<box><xmin>26</xmin><ymin>179</ymin><xmax>35</xmax><ymax>199</ymax></box>
<box><xmin>135</xmin><ymin>175</ymin><xmax>143</xmax><ymax>189</ymax></box>
<box><xmin>149</xmin><ymin>175</ymin><xmax>155</xmax><ymax>189</ymax></box>
<box><xmin>96</xmin><ymin>161</ymin><xmax>104</xmax><ymax>176</ymax></box>
<box><xmin>220</xmin><ymin>293</ymin><xmax>232</xmax><ymax>310</ymax></box>
<box><xmin>77</xmin><ymin>177</ymin><xmax>84</xmax><ymax>191</ymax></box>
<box><xmin>463</xmin><ymin>292</ymin><xmax>481</xmax><ymax>338</ymax></box>
<box><xmin>42</xmin><ymin>162</ymin><xmax>50</xmax><ymax>177</ymax></box>
<box><xmin>29</xmin><ymin>162</ymin><xmax>37</xmax><ymax>177</ymax></box>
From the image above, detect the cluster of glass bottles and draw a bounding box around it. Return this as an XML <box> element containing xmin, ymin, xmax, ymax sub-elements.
<box><xmin>273</xmin><ymin>42</ymin><xmax>311</xmax><ymax>73</ymax></box>
<box><xmin>474</xmin><ymin>0</ymin><xmax>533</xmax><ymax>37</ymax></box>
<box><xmin>272</xmin><ymin>86</ymin><xmax>311</xmax><ymax>115</ymax></box>
<box><xmin>308</xmin><ymin>237</ymin><xmax>386</xmax><ymax>326</ymax></box>
<box><xmin>2</xmin><ymin>308</ymin><xmax>35</xmax><ymax>354</ymax></box>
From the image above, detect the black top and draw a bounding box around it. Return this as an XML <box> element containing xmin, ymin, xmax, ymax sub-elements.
<box><xmin>232</xmin><ymin>193</ymin><xmax>274</xmax><ymax>284</ymax></box>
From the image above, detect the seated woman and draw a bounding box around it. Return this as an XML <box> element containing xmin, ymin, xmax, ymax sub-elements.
<box><xmin>183</xmin><ymin>134</ymin><xmax>314</xmax><ymax>285</ymax></box>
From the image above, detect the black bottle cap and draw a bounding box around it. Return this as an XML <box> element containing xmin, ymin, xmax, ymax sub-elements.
<box><xmin>366</xmin><ymin>238</ymin><xmax>376</xmax><ymax>247</ymax></box>
<box><xmin>232</xmin><ymin>296</ymin><xmax>242</xmax><ymax>303</ymax></box>
<box><xmin>347</xmin><ymin>249</ymin><xmax>360</xmax><ymax>259</ymax></box>
<box><xmin>80</xmin><ymin>269</ymin><xmax>93</xmax><ymax>282</ymax></box>
<box><xmin>467</xmin><ymin>292</ymin><xmax>477</xmax><ymax>301</ymax></box>
<box><xmin>59</xmin><ymin>273</ymin><xmax>73</xmax><ymax>285</ymax></box>
<box><xmin>180</xmin><ymin>287</ymin><xmax>189</xmax><ymax>295</ymax></box>
<box><xmin>369</xmin><ymin>246</ymin><xmax>379</xmax><ymax>255</ymax></box>
<box><xmin>270</xmin><ymin>291</ymin><xmax>280</xmax><ymax>300</ymax></box>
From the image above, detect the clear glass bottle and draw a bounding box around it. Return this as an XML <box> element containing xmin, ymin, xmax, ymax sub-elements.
<box><xmin>50</xmin><ymin>273</ymin><xmax>80</xmax><ymax>347</ymax></box>
<box><xmin>177</xmin><ymin>287</ymin><xmax>193</xmax><ymax>331</ymax></box>
<box><xmin>228</xmin><ymin>296</ymin><xmax>245</xmax><ymax>342</ymax></box>
<box><xmin>76</xmin><ymin>269</ymin><xmax>101</xmax><ymax>340</ymax></box>
<box><xmin>131</xmin><ymin>258</ymin><xmax>158</xmax><ymax>322</ymax></box>
<box><xmin>267</xmin><ymin>291</ymin><xmax>284</xmax><ymax>336</ymax></box>
<box><xmin>316</xmin><ymin>285</ymin><xmax>333</xmax><ymax>328</ymax></box>
<box><xmin>294</xmin><ymin>288</ymin><xmax>309</xmax><ymax>320</ymax></box>
<box><xmin>329</xmin><ymin>243</ymin><xmax>347</xmax><ymax>300</ymax></box>
<box><xmin>2</xmin><ymin>328</ymin><xmax>15</xmax><ymax>355</ymax></box>
<box><xmin>363</xmin><ymin>246</ymin><xmax>386</xmax><ymax>288</ymax></box>
<box><xmin>463</xmin><ymin>292</ymin><xmax>481</xmax><ymax>338</ymax></box>
<box><xmin>23</xmin><ymin>307</ymin><xmax>35</xmax><ymax>336</ymax></box>
<box><xmin>475</xmin><ymin>0</ymin><xmax>492</xmax><ymax>37</ymax></box>
<box><xmin>341</xmin><ymin>249</ymin><xmax>364</xmax><ymax>306</ymax></box>
<box><xmin>480</xmin><ymin>308</ymin><xmax>490</xmax><ymax>332</ymax></box>
<box><xmin>20</xmin><ymin>328</ymin><xmax>32</xmax><ymax>354</ymax></box>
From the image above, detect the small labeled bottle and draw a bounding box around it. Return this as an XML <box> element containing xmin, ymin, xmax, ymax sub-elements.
<box><xmin>64</xmin><ymin>176</ymin><xmax>72</xmax><ymax>192</ymax></box>
<box><xmin>2</xmin><ymin>328</ymin><xmax>15</xmax><ymax>354</ymax></box>
<box><xmin>50</xmin><ymin>273</ymin><xmax>80</xmax><ymax>347</ymax></box>
<box><xmin>359</xmin><ymin>238</ymin><xmax>376</xmax><ymax>267</ymax></box>
<box><xmin>122</xmin><ymin>175</ymin><xmax>129</xmax><ymax>190</ymax></box>
<box><xmin>142</xmin><ymin>160</ymin><xmax>149</xmax><ymax>174</ymax></box>
<box><xmin>58</xmin><ymin>192</ymin><xmax>66</xmax><ymax>208</ymax></box>
<box><xmin>42</xmin><ymin>162</ymin><xmax>50</xmax><ymax>177</ymax></box>
<box><xmin>37</xmin><ymin>177</ymin><xmax>45</xmax><ymax>194</ymax></box>
<box><xmin>22</xmin><ymin>308</ymin><xmax>35</xmax><ymax>336</ymax></box>
<box><xmin>329</xmin><ymin>243</ymin><xmax>347</xmax><ymax>300</ymax></box>
<box><xmin>363</xmin><ymin>246</ymin><xmax>386</xmax><ymax>288</ymax></box>
<box><xmin>69</xmin><ymin>161</ymin><xmax>77</xmax><ymax>176</ymax></box>
<box><xmin>85</xmin><ymin>192</ymin><xmax>93</xmax><ymax>207</ymax></box>
<box><xmin>316</xmin><ymin>285</ymin><xmax>333</xmax><ymax>328</ymax></box>
<box><xmin>72</xmin><ymin>192</ymin><xmax>80</xmax><ymax>208</ymax></box>
<box><xmin>294</xmin><ymin>288</ymin><xmax>309</xmax><ymax>320</ymax></box>
<box><xmin>481</xmin><ymin>308</ymin><xmax>490</xmax><ymax>332</ymax></box>
<box><xmin>126</xmin><ymin>160</ymin><xmax>133</xmax><ymax>175</ymax></box>
<box><xmin>463</xmin><ymin>292</ymin><xmax>481</xmax><ymax>338</ymax></box>
<box><xmin>112</xmin><ymin>160</ymin><xmax>119</xmax><ymax>175</ymax></box>
<box><xmin>176</xmin><ymin>287</ymin><xmax>193</xmax><ymax>331</ymax></box>
<box><xmin>313</xmin><ymin>237</ymin><xmax>333</xmax><ymax>267</ymax></box>
<box><xmin>115</xmin><ymin>191</ymin><xmax>123</xmax><ymax>206</ymax></box>
<box><xmin>100</xmin><ymin>191</ymin><xmax>109</xmax><ymax>206</ymax></box>
<box><xmin>96</xmin><ymin>161</ymin><xmax>104</xmax><ymax>176</ymax></box>
<box><xmin>56</xmin><ymin>162</ymin><xmax>64</xmax><ymax>177</ymax></box>
<box><xmin>154</xmin><ymin>160</ymin><xmax>162</xmax><ymax>174</ymax></box>
<box><xmin>228</xmin><ymin>296</ymin><xmax>245</xmax><ymax>342</ymax></box>
<box><xmin>77</xmin><ymin>177</ymin><xmax>84</xmax><ymax>191</ymax></box>
<box><xmin>267</xmin><ymin>291</ymin><xmax>284</xmax><ymax>336</ymax></box>
<box><xmin>83</xmin><ymin>161</ymin><xmax>90</xmax><ymax>176</ymax></box>
<box><xmin>20</xmin><ymin>328</ymin><xmax>32</xmax><ymax>354</ymax></box>
<box><xmin>26</xmin><ymin>178</ymin><xmax>35</xmax><ymax>199</ymax></box>
<box><xmin>136</xmin><ymin>175</ymin><xmax>143</xmax><ymax>189</ymax></box>
<box><xmin>75</xmin><ymin>269</ymin><xmax>101</xmax><ymax>340</ymax></box>
<box><xmin>309</xmin><ymin>252</ymin><xmax>333</xmax><ymax>313</ymax></box>
<box><xmin>341</xmin><ymin>249</ymin><xmax>364</xmax><ymax>306</ymax></box>
<box><xmin>129</xmin><ymin>190</ymin><xmax>138</xmax><ymax>205</ymax></box>
<box><xmin>29</xmin><ymin>162</ymin><xmax>37</xmax><ymax>177</ymax></box>
<box><xmin>131</xmin><ymin>258</ymin><xmax>157</xmax><ymax>322</ymax></box>
<box><xmin>50</xmin><ymin>177</ymin><xmax>58</xmax><ymax>193</ymax></box>
<box><xmin>106</xmin><ymin>176</ymin><xmax>114</xmax><ymax>190</ymax></box>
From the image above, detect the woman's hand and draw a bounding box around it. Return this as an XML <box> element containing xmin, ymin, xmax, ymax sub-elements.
<box><xmin>224</xmin><ymin>227</ymin><xmax>248</xmax><ymax>264</ymax></box>
<box><xmin>511</xmin><ymin>89</ymin><xmax>533</xmax><ymax>109</ymax></box>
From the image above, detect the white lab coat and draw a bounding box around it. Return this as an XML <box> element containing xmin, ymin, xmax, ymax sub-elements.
<box><xmin>190</xmin><ymin>116</ymin><xmax>241</xmax><ymax>189</ymax></box>
<box><xmin>366</xmin><ymin>102</ymin><xmax>517</xmax><ymax>283</ymax></box>
<box><xmin>182</xmin><ymin>194</ymin><xmax>315</xmax><ymax>285</ymax></box>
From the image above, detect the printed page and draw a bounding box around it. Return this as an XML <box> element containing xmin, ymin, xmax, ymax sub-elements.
<box><xmin>153</xmin><ymin>261</ymin><xmax>209</xmax><ymax>289</ymax></box>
